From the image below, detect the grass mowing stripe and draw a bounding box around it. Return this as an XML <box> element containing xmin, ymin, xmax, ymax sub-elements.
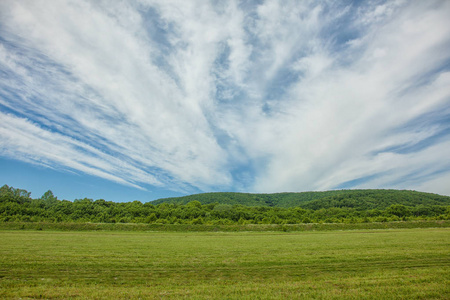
<box><xmin>0</xmin><ymin>228</ymin><xmax>449</xmax><ymax>299</ymax></box>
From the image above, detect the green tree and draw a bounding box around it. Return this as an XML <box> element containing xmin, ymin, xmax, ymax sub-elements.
<box><xmin>386</xmin><ymin>204</ymin><xmax>410</xmax><ymax>218</ymax></box>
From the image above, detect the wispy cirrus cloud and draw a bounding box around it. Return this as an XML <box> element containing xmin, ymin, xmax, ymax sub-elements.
<box><xmin>1</xmin><ymin>0</ymin><xmax>449</xmax><ymax>195</ymax></box>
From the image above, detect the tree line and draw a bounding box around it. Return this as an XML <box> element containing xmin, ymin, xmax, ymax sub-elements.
<box><xmin>152</xmin><ymin>189</ymin><xmax>450</xmax><ymax>209</ymax></box>
<box><xmin>1</xmin><ymin>184</ymin><xmax>449</xmax><ymax>225</ymax></box>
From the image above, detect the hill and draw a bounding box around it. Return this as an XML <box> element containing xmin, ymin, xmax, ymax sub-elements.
<box><xmin>151</xmin><ymin>189</ymin><xmax>450</xmax><ymax>210</ymax></box>
<box><xmin>1</xmin><ymin>185</ymin><xmax>449</xmax><ymax>225</ymax></box>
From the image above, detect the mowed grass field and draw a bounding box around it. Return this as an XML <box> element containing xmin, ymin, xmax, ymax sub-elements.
<box><xmin>0</xmin><ymin>228</ymin><xmax>449</xmax><ymax>299</ymax></box>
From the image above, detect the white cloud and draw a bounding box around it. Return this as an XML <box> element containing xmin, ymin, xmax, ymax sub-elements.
<box><xmin>249</xmin><ymin>0</ymin><xmax>450</xmax><ymax>193</ymax></box>
<box><xmin>0</xmin><ymin>0</ymin><xmax>449</xmax><ymax>195</ymax></box>
<box><xmin>0</xmin><ymin>0</ymin><xmax>232</xmax><ymax>191</ymax></box>
<box><xmin>0</xmin><ymin>112</ymin><xmax>157</xmax><ymax>189</ymax></box>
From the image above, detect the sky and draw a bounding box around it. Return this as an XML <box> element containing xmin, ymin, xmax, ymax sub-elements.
<box><xmin>1</xmin><ymin>0</ymin><xmax>450</xmax><ymax>202</ymax></box>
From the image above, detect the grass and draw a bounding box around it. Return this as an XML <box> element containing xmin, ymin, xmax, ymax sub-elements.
<box><xmin>1</xmin><ymin>220</ymin><xmax>449</xmax><ymax>232</ymax></box>
<box><xmin>0</xmin><ymin>228</ymin><xmax>449</xmax><ymax>299</ymax></box>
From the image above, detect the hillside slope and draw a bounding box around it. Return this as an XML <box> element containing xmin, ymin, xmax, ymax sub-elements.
<box><xmin>151</xmin><ymin>189</ymin><xmax>450</xmax><ymax>210</ymax></box>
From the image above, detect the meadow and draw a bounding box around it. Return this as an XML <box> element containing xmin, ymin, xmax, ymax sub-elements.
<box><xmin>1</xmin><ymin>228</ymin><xmax>449</xmax><ymax>299</ymax></box>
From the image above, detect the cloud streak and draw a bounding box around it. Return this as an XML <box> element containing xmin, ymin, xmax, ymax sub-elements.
<box><xmin>1</xmin><ymin>0</ymin><xmax>449</xmax><ymax>195</ymax></box>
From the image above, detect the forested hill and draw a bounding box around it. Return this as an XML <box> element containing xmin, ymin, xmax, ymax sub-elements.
<box><xmin>1</xmin><ymin>185</ymin><xmax>449</xmax><ymax>224</ymax></box>
<box><xmin>151</xmin><ymin>189</ymin><xmax>450</xmax><ymax>210</ymax></box>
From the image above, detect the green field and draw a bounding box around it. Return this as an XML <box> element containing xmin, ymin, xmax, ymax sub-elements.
<box><xmin>1</xmin><ymin>229</ymin><xmax>449</xmax><ymax>299</ymax></box>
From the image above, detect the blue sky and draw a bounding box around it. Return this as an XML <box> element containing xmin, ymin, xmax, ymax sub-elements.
<box><xmin>1</xmin><ymin>0</ymin><xmax>450</xmax><ymax>202</ymax></box>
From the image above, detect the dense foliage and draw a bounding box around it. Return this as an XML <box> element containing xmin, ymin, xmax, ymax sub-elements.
<box><xmin>1</xmin><ymin>184</ymin><xmax>449</xmax><ymax>225</ymax></box>
<box><xmin>153</xmin><ymin>189</ymin><xmax>450</xmax><ymax>208</ymax></box>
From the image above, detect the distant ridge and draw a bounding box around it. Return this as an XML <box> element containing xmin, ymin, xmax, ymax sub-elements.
<box><xmin>151</xmin><ymin>189</ymin><xmax>450</xmax><ymax>210</ymax></box>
